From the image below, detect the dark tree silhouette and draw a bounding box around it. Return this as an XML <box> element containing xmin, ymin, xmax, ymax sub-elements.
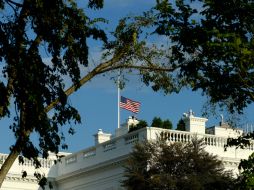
<box><xmin>123</xmin><ymin>138</ymin><xmax>235</xmax><ymax>190</ymax></box>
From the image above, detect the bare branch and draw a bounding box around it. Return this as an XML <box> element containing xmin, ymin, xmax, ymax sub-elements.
<box><xmin>100</xmin><ymin>64</ymin><xmax>176</xmax><ymax>74</ymax></box>
<box><xmin>45</xmin><ymin>50</ymin><xmax>125</xmax><ymax>112</ymax></box>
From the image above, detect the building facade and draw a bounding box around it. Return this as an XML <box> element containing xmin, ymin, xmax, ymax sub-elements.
<box><xmin>0</xmin><ymin>111</ymin><xmax>253</xmax><ymax>190</ymax></box>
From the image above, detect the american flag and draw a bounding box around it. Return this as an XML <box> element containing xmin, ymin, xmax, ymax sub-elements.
<box><xmin>119</xmin><ymin>96</ymin><xmax>141</xmax><ymax>113</ymax></box>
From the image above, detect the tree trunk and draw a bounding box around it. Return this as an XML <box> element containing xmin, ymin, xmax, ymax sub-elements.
<box><xmin>0</xmin><ymin>65</ymin><xmax>103</xmax><ymax>187</ymax></box>
<box><xmin>0</xmin><ymin>53</ymin><xmax>122</xmax><ymax>187</ymax></box>
<box><xmin>0</xmin><ymin>150</ymin><xmax>19</xmax><ymax>187</ymax></box>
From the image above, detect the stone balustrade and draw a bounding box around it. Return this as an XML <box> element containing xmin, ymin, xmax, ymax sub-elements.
<box><xmin>0</xmin><ymin>153</ymin><xmax>54</xmax><ymax>169</ymax></box>
<box><xmin>0</xmin><ymin>154</ymin><xmax>8</xmax><ymax>165</ymax></box>
<box><xmin>2</xmin><ymin>127</ymin><xmax>252</xmax><ymax>178</ymax></box>
<box><xmin>59</xmin><ymin>127</ymin><xmax>253</xmax><ymax>177</ymax></box>
<box><xmin>160</xmin><ymin>129</ymin><xmax>229</xmax><ymax>146</ymax></box>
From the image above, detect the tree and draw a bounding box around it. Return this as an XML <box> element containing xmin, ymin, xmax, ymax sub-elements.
<box><xmin>0</xmin><ymin>0</ymin><xmax>112</xmax><ymax>186</ymax></box>
<box><xmin>162</xmin><ymin>119</ymin><xmax>172</xmax><ymax>129</ymax></box>
<box><xmin>150</xmin><ymin>1</ymin><xmax>254</xmax><ymax>187</ymax></box>
<box><xmin>151</xmin><ymin>117</ymin><xmax>173</xmax><ymax>129</ymax></box>
<box><xmin>130</xmin><ymin>118</ymin><xmax>172</xmax><ymax>132</ymax></box>
<box><xmin>151</xmin><ymin>0</ymin><xmax>254</xmax><ymax>114</ymax></box>
<box><xmin>234</xmin><ymin>153</ymin><xmax>254</xmax><ymax>189</ymax></box>
<box><xmin>176</xmin><ymin>118</ymin><xmax>186</xmax><ymax>131</ymax></box>
<box><xmin>122</xmin><ymin>138</ymin><xmax>235</xmax><ymax>190</ymax></box>
<box><xmin>151</xmin><ymin>117</ymin><xmax>163</xmax><ymax>128</ymax></box>
<box><xmin>227</xmin><ymin>137</ymin><xmax>254</xmax><ymax>189</ymax></box>
<box><xmin>0</xmin><ymin>0</ymin><xmax>139</xmax><ymax>187</ymax></box>
<box><xmin>0</xmin><ymin>0</ymin><xmax>178</xmax><ymax>186</ymax></box>
<box><xmin>129</xmin><ymin>120</ymin><xmax>148</xmax><ymax>133</ymax></box>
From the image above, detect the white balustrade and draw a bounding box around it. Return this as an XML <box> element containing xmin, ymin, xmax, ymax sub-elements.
<box><xmin>125</xmin><ymin>133</ymin><xmax>139</xmax><ymax>145</ymax></box>
<box><xmin>66</xmin><ymin>156</ymin><xmax>77</xmax><ymax>165</ymax></box>
<box><xmin>157</xmin><ymin>129</ymin><xmax>231</xmax><ymax>148</ymax></box>
<box><xmin>103</xmin><ymin>141</ymin><xmax>116</xmax><ymax>152</ymax></box>
<box><xmin>0</xmin><ymin>154</ymin><xmax>8</xmax><ymax>165</ymax></box>
<box><xmin>83</xmin><ymin>149</ymin><xmax>96</xmax><ymax>158</ymax></box>
<box><xmin>17</xmin><ymin>157</ymin><xmax>53</xmax><ymax>168</ymax></box>
<box><xmin>58</xmin><ymin>127</ymin><xmax>254</xmax><ymax>176</ymax></box>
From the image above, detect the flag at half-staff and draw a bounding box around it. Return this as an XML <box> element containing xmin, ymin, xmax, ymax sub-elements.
<box><xmin>119</xmin><ymin>96</ymin><xmax>141</xmax><ymax>113</ymax></box>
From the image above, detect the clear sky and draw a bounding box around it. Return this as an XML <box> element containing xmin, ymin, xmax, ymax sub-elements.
<box><xmin>0</xmin><ymin>0</ymin><xmax>253</xmax><ymax>154</ymax></box>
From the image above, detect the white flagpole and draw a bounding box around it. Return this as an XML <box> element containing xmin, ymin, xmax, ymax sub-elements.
<box><xmin>117</xmin><ymin>71</ymin><xmax>120</xmax><ymax>129</ymax></box>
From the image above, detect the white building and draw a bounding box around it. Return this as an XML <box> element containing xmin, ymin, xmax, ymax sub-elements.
<box><xmin>0</xmin><ymin>111</ymin><xmax>253</xmax><ymax>190</ymax></box>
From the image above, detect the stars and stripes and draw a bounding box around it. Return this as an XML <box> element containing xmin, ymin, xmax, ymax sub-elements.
<box><xmin>119</xmin><ymin>96</ymin><xmax>141</xmax><ymax>113</ymax></box>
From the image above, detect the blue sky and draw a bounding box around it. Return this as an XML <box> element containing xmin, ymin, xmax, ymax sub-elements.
<box><xmin>0</xmin><ymin>0</ymin><xmax>253</xmax><ymax>154</ymax></box>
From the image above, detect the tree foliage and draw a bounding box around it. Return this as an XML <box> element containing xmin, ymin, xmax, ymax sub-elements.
<box><xmin>227</xmin><ymin>136</ymin><xmax>254</xmax><ymax>189</ymax></box>
<box><xmin>151</xmin><ymin>117</ymin><xmax>163</xmax><ymax>128</ymax></box>
<box><xmin>176</xmin><ymin>118</ymin><xmax>186</xmax><ymax>131</ymax></box>
<box><xmin>235</xmin><ymin>153</ymin><xmax>254</xmax><ymax>189</ymax></box>
<box><xmin>150</xmin><ymin>0</ymin><xmax>254</xmax><ymax>114</ymax></box>
<box><xmin>151</xmin><ymin>117</ymin><xmax>172</xmax><ymax>129</ymax></box>
<box><xmin>0</xmin><ymin>0</ymin><xmax>107</xmax><ymax>186</ymax></box>
<box><xmin>162</xmin><ymin>119</ymin><xmax>172</xmax><ymax>129</ymax></box>
<box><xmin>129</xmin><ymin>120</ymin><xmax>148</xmax><ymax>133</ymax></box>
<box><xmin>145</xmin><ymin>0</ymin><xmax>254</xmax><ymax>184</ymax></box>
<box><xmin>122</xmin><ymin>138</ymin><xmax>235</xmax><ymax>190</ymax></box>
<box><xmin>0</xmin><ymin>0</ymin><xmax>174</xmax><ymax>186</ymax></box>
<box><xmin>129</xmin><ymin>117</ymin><xmax>172</xmax><ymax>132</ymax></box>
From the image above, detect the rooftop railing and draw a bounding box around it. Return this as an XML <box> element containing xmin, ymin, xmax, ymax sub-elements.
<box><xmin>0</xmin><ymin>154</ymin><xmax>8</xmax><ymax>165</ymax></box>
<box><xmin>155</xmin><ymin>128</ymin><xmax>254</xmax><ymax>149</ymax></box>
<box><xmin>64</xmin><ymin>127</ymin><xmax>253</xmax><ymax>166</ymax></box>
<box><xmin>3</xmin><ymin>127</ymin><xmax>248</xmax><ymax>176</ymax></box>
<box><xmin>0</xmin><ymin>153</ymin><xmax>54</xmax><ymax>170</ymax></box>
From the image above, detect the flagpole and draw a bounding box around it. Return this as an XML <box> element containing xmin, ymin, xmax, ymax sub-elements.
<box><xmin>117</xmin><ymin>71</ymin><xmax>120</xmax><ymax>129</ymax></box>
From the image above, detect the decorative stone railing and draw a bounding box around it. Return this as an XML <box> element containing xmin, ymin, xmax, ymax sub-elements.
<box><xmin>66</xmin><ymin>155</ymin><xmax>77</xmax><ymax>165</ymax></box>
<box><xmin>64</xmin><ymin>132</ymin><xmax>140</xmax><ymax>166</ymax></box>
<box><xmin>18</xmin><ymin>157</ymin><xmax>54</xmax><ymax>168</ymax></box>
<box><xmin>125</xmin><ymin>133</ymin><xmax>139</xmax><ymax>145</ymax></box>
<box><xmin>0</xmin><ymin>154</ymin><xmax>8</xmax><ymax>165</ymax></box>
<box><xmin>0</xmin><ymin>153</ymin><xmax>54</xmax><ymax>169</ymax></box>
<box><xmin>2</xmin><ymin>127</ymin><xmax>253</xmax><ymax>174</ymax></box>
<box><xmin>55</xmin><ymin>127</ymin><xmax>254</xmax><ymax>177</ymax></box>
<box><xmin>159</xmin><ymin>128</ymin><xmax>254</xmax><ymax>150</ymax></box>
<box><xmin>59</xmin><ymin>130</ymin><xmax>145</xmax><ymax>177</ymax></box>
<box><xmin>160</xmin><ymin>129</ymin><xmax>229</xmax><ymax>146</ymax></box>
<box><xmin>160</xmin><ymin>130</ymin><xmax>193</xmax><ymax>143</ymax></box>
<box><xmin>103</xmin><ymin>141</ymin><xmax>117</xmax><ymax>152</ymax></box>
<box><xmin>83</xmin><ymin>149</ymin><xmax>96</xmax><ymax>158</ymax></box>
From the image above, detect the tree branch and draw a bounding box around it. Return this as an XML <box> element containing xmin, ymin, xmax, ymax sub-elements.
<box><xmin>45</xmin><ymin>50</ymin><xmax>125</xmax><ymax>111</ymax></box>
<box><xmin>100</xmin><ymin>64</ymin><xmax>176</xmax><ymax>74</ymax></box>
<box><xmin>5</xmin><ymin>0</ymin><xmax>22</xmax><ymax>7</ymax></box>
